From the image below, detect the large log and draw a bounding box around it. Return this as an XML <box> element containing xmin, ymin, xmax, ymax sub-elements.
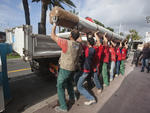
<box><xmin>50</xmin><ymin>6</ymin><xmax>124</xmax><ymax>41</ymax></box>
<box><xmin>50</xmin><ymin>6</ymin><xmax>79</xmax><ymax>28</ymax></box>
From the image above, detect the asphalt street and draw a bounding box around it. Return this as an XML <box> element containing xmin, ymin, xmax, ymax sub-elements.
<box><xmin>5</xmin><ymin>59</ymin><xmax>57</xmax><ymax>113</ymax></box>
<box><xmin>7</xmin><ymin>58</ymin><xmax>32</xmax><ymax>78</ymax></box>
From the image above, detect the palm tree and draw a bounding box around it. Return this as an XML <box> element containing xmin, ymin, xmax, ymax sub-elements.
<box><xmin>32</xmin><ymin>0</ymin><xmax>76</xmax><ymax>34</ymax></box>
<box><xmin>126</xmin><ymin>29</ymin><xmax>142</xmax><ymax>40</ymax></box>
<box><xmin>22</xmin><ymin>0</ymin><xmax>30</xmax><ymax>25</ymax></box>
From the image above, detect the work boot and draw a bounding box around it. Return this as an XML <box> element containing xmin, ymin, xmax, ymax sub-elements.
<box><xmin>110</xmin><ymin>78</ymin><xmax>113</xmax><ymax>82</ymax></box>
<box><xmin>55</xmin><ymin>106</ymin><xmax>67</xmax><ymax>112</ymax></box>
<box><xmin>68</xmin><ymin>99</ymin><xmax>75</xmax><ymax>105</ymax></box>
<box><xmin>115</xmin><ymin>74</ymin><xmax>118</xmax><ymax>77</ymax></box>
<box><xmin>97</xmin><ymin>89</ymin><xmax>102</xmax><ymax>94</ymax></box>
<box><xmin>84</xmin><ymin>100</ymin><xmax>96</xmax><ymax>105</ymax></box>
<box><xmin>103</xmin><ymin>84</ymin><xmax>108</xmax><ymax>87</ymax></box>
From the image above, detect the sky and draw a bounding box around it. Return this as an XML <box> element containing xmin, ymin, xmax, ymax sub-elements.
<box><xmin>0</xmin><ymin>0</ymin><xmax>150</xmax><ymax>37</ymax></box>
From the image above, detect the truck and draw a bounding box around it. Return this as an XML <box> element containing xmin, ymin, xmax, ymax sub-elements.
<box><xmin>5</xmin><ymin>25</ymin><xmax>70</xmax><ymax>76</ymax></box>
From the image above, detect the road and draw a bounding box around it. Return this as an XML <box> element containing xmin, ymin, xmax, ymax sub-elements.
<box><xmin>7</xmin><ymin>58</ymin><xmax>32</xmax><ymax>78</ymax></box>
<box><xmin>5</xmin><ymin>59</ymin><xmax>57</xmax><ymax>113</ymax></box>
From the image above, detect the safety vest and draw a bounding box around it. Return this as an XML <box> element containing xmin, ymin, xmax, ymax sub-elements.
<box><xmin>59</xmin><ymin>40</ymin><xmax>80</xmax><ymax>71</ymax></box>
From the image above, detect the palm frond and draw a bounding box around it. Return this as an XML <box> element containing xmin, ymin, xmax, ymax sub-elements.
<box><xmin>60</xmin><ymin>0</ymin><xmax>76</xmax><ymax>8</ymax></box>
<box><xmin>32</xmin><ymin>0</ymin><xmax>40</xmax><ymax>2</ymax></box>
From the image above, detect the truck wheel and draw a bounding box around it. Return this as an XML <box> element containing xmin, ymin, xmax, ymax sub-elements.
<box><xmin>38</xmin><ymin>62</ymin><xmax>56</xmax><ymax>79</ymax></box>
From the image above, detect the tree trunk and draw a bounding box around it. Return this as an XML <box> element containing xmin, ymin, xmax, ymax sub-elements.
<box><xmin>39</xmin><ymin>1</ymin><xmax>47</xmax><ymax>35</ymax></box>
<box><xmin>22</xmin><ymin>0</ymin><xmax>30</xmax><ymax>25</ymax></box>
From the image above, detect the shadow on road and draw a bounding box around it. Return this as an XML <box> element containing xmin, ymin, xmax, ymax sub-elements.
<box><xmin>5</xmin><ymin>73</ymin><xmax>57</xmax><ymax>113</ymax></box>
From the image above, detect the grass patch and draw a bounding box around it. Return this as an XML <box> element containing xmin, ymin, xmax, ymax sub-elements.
<box><xmin>7</xmin><ymin>53</ymin><xmax>21</xmax><ymax>59</ymax></box>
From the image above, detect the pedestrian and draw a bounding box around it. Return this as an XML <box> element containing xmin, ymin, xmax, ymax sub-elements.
<box><xmin>141</xmin><ymin>43</ymin><xmax>150</xmax><ymax>73</ymax></box>
<box><xmin>115</xmin><ymin>42</ymin><xmax>122</xmax><ymax>77</ymax></box>
<box><xmin>101</xmin><ymin>33</ymin><xmax>110</xmax><ymax>86</ymax></box>
<box><xmin>73</xmin><ymin>36</ymin><xmax>85</xmax><ymax>100</ymax></box>
<box><xmin>77</xmin><ymin>35</ymin><xmax>96</xmax><ymax>105</ymax></box>
<box><xmin>109</xmin><ymin>41</ymin><xmax>116</xmax><ymax>82</ymax></box>
<box><xmin>51</xmin><ymin>23</ymin><xmax>81</xmax><ymax>112</ymax></box>
<box><xmin>120</xmin><ymin>41</ymin><xmax>128</xmax><ymax>76</ymax></box>
<box><xmin>131</xmin><ymin>44</ymin><xmax>142</xmax><ymax>67</ymax></box>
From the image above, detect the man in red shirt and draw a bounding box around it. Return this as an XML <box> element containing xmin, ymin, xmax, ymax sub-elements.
<box><xmin>77</xmin><ymin>36</ymin><xmax>96</xmax><ymax>105</ymax></box>
<box><xmin>120</xmin><ymin>41</ymin><xmax>128</xmax><ymax>75</ymax></box>
<box><xmin>101</xmin><ymin>33</ymin><xmax>110</xmax><ymax>86</ymax></box>
<box><xmin>92</xmin><ymin>31</ymin><xmax>103</xmax><ymax>93</ymax></box>
<box><xmin>109</xmin><ymin>41</ymin><xmax>116</xmax><ymax>81</ymax></box>
<box><xmin>115</xmin><ymin>42</ymin><xmax>122</xmax><ymax>77</ymax></box>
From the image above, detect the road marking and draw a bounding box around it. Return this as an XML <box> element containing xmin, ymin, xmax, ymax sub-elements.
<box><xmin>8</xmin><ymin>68</ymin><xmax>31</xmax><ymax>73</ymax></box>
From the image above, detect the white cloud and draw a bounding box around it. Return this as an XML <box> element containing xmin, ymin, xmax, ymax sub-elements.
<box><xmin>18</xmin><ymin>2</ymin><xmax>24</xmax><ymax>11</ymax></box>
<box><xmin>78</xmin><ymin>0</ymin><xmax>150</xmax><ymax>36</ymax></box>
<box><xmin>0</xmin><ymin>3</ymin><xmax>24</xmax><ymax>31</ymax></box>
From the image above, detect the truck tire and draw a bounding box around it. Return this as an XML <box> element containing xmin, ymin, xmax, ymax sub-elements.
<box><xmin>30</xmin><ymin>58</ymin><xmax>58</xmax><ymax>78</ymax></box>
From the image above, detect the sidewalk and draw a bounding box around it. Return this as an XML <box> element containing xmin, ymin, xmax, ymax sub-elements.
<box><xmin>23</xmin><ymin>57</ymin><xmax>134</xmax><ymax>113</ymax></box>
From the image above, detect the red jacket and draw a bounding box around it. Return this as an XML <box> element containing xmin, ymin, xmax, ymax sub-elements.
<box><xmin>93</xmin><ymin>45</ymin><xmax>103</xmax><ymax>72</ymax></box>
<box><xmin>116</xmin><ymin>48</ymin><xmax>122</xmax><ymax>61</ymax></box>
<box><xmin>103</xmin><ymin>46</ymin><xmax>109</xmax><ymax>63</ymax></box>
<box><xmin>109</xmin><ymin>47</ymin><xmax>116</xmax><ymax>62</ymax></box>
<box><xmin>83</xmin><ymin>46</ymin><xmax>95</xmax><ymax>73</ymax></box>
<box><xmin>122</xmin><ymin>48</ymin><xmax>127</xmax><ymax>60</ymax></box>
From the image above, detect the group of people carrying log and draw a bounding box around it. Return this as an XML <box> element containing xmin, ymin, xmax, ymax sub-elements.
<box><xmin>50</xmin><ymin>21</ymin><xmax>128</xmax><ymax>112</ymax></box>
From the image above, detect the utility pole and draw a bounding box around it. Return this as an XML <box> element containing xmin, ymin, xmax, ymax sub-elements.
<box><xmin>145</xmin><ymin>16</ymin><xmax>150</xmax><ymax>43</ymax></box>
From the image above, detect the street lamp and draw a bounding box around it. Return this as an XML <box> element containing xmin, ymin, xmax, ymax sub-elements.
<box><xmin>146</xmin><ymin>16</ymin><xmax>150</xmax><ymax>23</ymax></box>
<box><xmin>145</xmin><ymin>16</ymin><xmax>150</xmax><ymax>43</ymax></box>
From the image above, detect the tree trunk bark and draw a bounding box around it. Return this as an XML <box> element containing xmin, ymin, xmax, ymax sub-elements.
<box><xmin>22</xmin><ymin>0</ymin><xmax>30</xmax><ymax>25</ymax></box>
<box><xmin>39</xmin><ymin>1</ymin><xmax>47</xmax><ymax>35</ymax></box>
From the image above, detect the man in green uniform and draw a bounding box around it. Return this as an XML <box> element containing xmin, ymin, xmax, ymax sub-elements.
<box><xmin>51</xmin><ymin>23</ymin><xmax>81</xmax><ymax>112</ymax></box>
